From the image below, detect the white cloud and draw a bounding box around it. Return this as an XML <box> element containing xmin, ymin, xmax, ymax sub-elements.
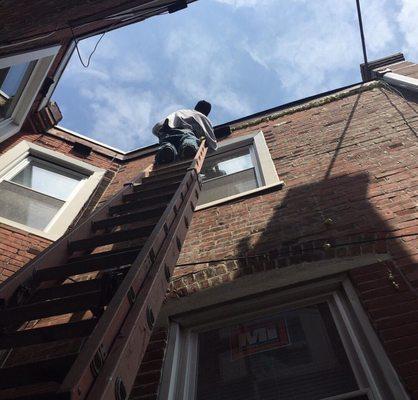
<box><xmin>165</xmin><ymin>23</ymin><xmax>252</xmax><ymax>117</ymax></box>
<box><xmin>397</xmin><ymin>0</ymin><xmax>418</xmax><ymax>60</ymax></box>
<box><xmin>55</xmin><ymin>0</ymin><xmax>415</xmax><ymax>151</ymax></box>
<box><xmin>221</xmin><ymin>0</ymin><xmax>397</xmax><ymax>98</ymax></box>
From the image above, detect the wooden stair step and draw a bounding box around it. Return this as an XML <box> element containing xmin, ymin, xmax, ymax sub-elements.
<box><xmin>132</xmin><ymin>178</ymin><xmax>183</xmax><ymax>193</ymax></box>
<box><xmin>36</xmin><ymin>248</ymin><xmax>138</xmax><ymax>282</ymax></box>
<box><xmin>29</xmin><ymin>279</ymin><xmax>106</xmax><ymax>303</ymax></box>
<box><xmin>122</xmin><ymin>189</ymin><xmax>175</xmax><ymax>205</ymax></box>
<box><xmin>92</xmin><ymin>212</ymin><xmax>158</xmax><ymax>231</ymax></box>
<box><xmin>0</xmin><ymin>382</ymin><xmax>61</xmax><ymax>400</ymax></box>
<box><xmin>148</xmin><ymin>165</ymin><xmax>188</xmax><ymax>179</ymax></box>
<box><xmin>68</xmin><ymin>225</ymin><xmax>152</xmax><ymax>251</ymax></box>
<box><xmin>0</xmin><ymin>355</ymin><xmax>76</xmax><ymax>390</ymax></box>
<box><xmin>132</xmin><ymin>180</ymin><xmax>180</xmax><ymax>195</ymax></box>
<box><xmin>140</xmin><ymin>170</ymin><xmax>186</xmax><ymax>185</ymax></box>
<box><xmin>0</xmin><ymin>319</ymin><xmax>96</xmax><ymax>349</ymax></box>
<box><xmin>137</xmin><ymin>176</ymin><xmax>183</xmax><ymax>190</ymax></box>
<box><xmin>151</xmin><ymin>158</ymin><xmax>191</xmax><ymax>174</ymax></box>
<box><xmin>0</xmin><ymin>290</ymin><xmax>108</xmax><ymax>327</ymax></box>
<box><xmin>109</xmin><ymin>200</ymin><xmax>166</xmax><ymax>216</ymax></box>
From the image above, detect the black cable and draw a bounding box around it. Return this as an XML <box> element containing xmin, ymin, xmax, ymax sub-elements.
<box><xmin>70</xmin><ymin>26</ymin><xmax>107</xmax><ymax>68</ymax></box>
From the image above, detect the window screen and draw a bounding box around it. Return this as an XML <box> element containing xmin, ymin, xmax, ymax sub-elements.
<box><xmin>0</xmin><ymin>157</ymin><xmax>85</xmax><ymax>230</ymax></box>
<box><xmin>196</xmin><ymin>303</ymin><xmax>358</xmax><ymax>400</ymax></box>
<box><xmin>198</xmin><ymin>146</ymin><xmax>259</xmax><ymax>205</ymax></box>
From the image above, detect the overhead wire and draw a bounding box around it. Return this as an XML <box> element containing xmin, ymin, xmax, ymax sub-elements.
<box><xmin>70</xmin><ymin>26</ymin><xmax>107</xmax><ymax>68</ymax></box>
<box><xmin>0</xmin><ymin>1</ymin><xmax>177</xmax><ymax>50</ymax></box>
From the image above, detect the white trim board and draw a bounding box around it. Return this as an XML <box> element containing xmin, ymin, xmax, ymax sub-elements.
<box><xmin>0</xmin><ymin>45</ymin><xmax>60</xmax><ymax>143</ymax></box>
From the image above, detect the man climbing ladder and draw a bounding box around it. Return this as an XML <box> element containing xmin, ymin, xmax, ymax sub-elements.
<box><xmin>153</xmin><ymin>100</ymin><xmax>218</xmax><ymax>164</ymax></box>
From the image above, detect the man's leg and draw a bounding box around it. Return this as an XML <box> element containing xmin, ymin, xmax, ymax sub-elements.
<box><xmin>179</xmin><ymin>130</ymin><xmax>200</xmax><ymax>160</ymax></box>
<box><xmin>155</xmin><ymin>136</ymin><xmax>178</xmax><ymax>165</ymax></box>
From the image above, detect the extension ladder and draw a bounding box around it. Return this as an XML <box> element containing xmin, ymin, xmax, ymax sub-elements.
<box><xmin>0</xmin><ymin>141</ymin><xmax>207</xmax><ymax>399</ymax></box>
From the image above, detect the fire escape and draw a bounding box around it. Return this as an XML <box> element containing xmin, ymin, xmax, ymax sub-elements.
<box><xmin>0</xmin><ymin>142</ymin><xmax>207</xmax><ymax>400</ymax></box>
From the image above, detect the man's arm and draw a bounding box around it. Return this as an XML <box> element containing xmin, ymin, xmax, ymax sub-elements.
<box><xmin>197</xmin><ymin>114</ymin><xmax>218</xmax><ymax>150</ymax></box>
<box><xmin>152</xmin><ymin>121</ymin><xmax>163</xmax><ymax>138</ymax></box>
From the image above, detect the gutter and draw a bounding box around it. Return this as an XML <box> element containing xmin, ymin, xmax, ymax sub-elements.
<box><xmin>379</xmin><ymin>70</ymin><xmax>418</xmax><ymax>93</ymax></box>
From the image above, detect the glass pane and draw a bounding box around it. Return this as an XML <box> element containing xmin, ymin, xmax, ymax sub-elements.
<box><xmin>0</xmin><ymin>61</ymin><xmax>34</xmax><ymax>120</ymax></box>
<box><xmin>198</xmin><ymin>168</ymin><xmax>258</xmax><ymax>205</ymax></box>
<box><xmin>201</xmin><ymin>147</ymin><xmax>254</xmax><ymax>181</ymax></box>
<box><xmin>0</xmin><ymin>181</ymin><xmax>64</xmax><ymax>230</ymax></box>
<box><xmin>196</xmin><ymin>304</ymin><xmax>358</xmax><ymax>400</ymax></box>
<box><xmin>11</xmin><ymin>159</ymin><xmax>84</xmax><ymax>200</ymax></box>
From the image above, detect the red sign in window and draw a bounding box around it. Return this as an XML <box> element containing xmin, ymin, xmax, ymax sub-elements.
<box><xmin>230</xmin><ymin>318</ymin><xmax>290</xmax><ymax>360</ymax></box>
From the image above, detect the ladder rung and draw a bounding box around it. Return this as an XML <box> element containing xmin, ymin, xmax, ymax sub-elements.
<box><xmin>68</xmin><ymin>226</ymin><xmax>151</xmax><ymax>252</ymax></box>
<box><xmin>151</xmin><ymin>158</ymin><xmax>191</xmax><ymax>174</ymax></box>
<box><xmin>92</xmin><ymin>214</ymin><xmax>160</xmax><ymax>231</ymax></box>
<box><xmin>29</xmin><ymin>279</ymin><xmax>105</xmax><ymax>303</ymax></box>
<box><xmin>132</xmin><ymin>178</ymin><xmax>183</xmax><ymax>194</ymax></box>
<box><xmin>132</xmin><ymin>180</ymin><xmax>180</xmax><ymax>195</ymax></box>
<box><xmin>0</xmin><ymin>319</ymin><xmax>96</xmax><ymax>349</ymax></box>
<box><xmin>0</xmin><ymin>291</ymin><xmax>107</xmax><ymax>327</ymax></box>
<box><xmin>140</xmin><ymin>170</ymin><xmax>186</xmax><ymax>185</ymax></box>
<box><xmin>122</xmin><ymin>189</ymin><xmax>175</xmax><ymax>205</ymax></box>
<box><xmin>0</xmin><ymin>355</ymin><xmax>76</xmax><ymax>390</ymax></box>
<box><xmin>35</xmin><ymin>249</ymin><xmax>138</xmax><ymax>282</ymax></box>
<box><xmin>0</xmin><ymin>382</ymin><xmax>61</xmax><ymax>400</ymax></box>
<box><xmin>109</xmin><ymin>201</ymin><xmax>167</xmax><ymax>216</ymax></box>
<box><xmin>148</xmin><ymin>164</ymin><xmax>188</xmax><ymax>179</ymax></box>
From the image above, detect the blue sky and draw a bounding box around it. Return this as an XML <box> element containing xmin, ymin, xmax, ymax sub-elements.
<box><xmin>53</xmin><ymin>0</ymin><xmax>418</xmax><ymax>151</ymax></box>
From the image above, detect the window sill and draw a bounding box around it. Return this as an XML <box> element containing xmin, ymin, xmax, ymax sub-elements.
<box><xmin>195</xmin><ymin>181</ymin><xmax>285</xmax><ymax>211</ymax></box>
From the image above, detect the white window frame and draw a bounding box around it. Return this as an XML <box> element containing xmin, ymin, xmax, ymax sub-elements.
<box><xmin>0</xmin><ymin>45</ymin><xmax>61</xmax><ymax>142</ymax></box>
<box><xmin>196</xmin><ymin>131</ymin><xmax>283</xmax><ymax>210</ymax></box>
<box><xmin>0</xmin><ymin>140</ymin><xmax>105</xmax><ymax>240</ymax></box>
<box><xmin>158</xmin><ymin>278</ymin><xmax>409</xmax><ymax>400</ymax></box>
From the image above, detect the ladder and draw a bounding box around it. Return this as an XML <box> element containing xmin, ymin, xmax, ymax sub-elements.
<box><xmin>0</xmin><ymin>141</ymin><xmax>207</xmax><ymax>400</ymax></box>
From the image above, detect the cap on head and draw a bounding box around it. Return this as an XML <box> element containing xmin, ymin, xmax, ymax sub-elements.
<box><xmin>194</xmin><ymin>100</ymin><xmax>212</xmax><ymax>116</ymax></box>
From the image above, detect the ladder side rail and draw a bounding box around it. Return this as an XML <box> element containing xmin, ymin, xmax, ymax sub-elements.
<box><xmin>59</xmin><ymin>142</ymin><xmax>207</xmax><ymax>400</ymax></box>
<box><xmin>87</xmin><ymin>167</ymin><xmax>202</xmax><ymax>400</ymax></box>
<box><xmin>0</xmin><ymin>165</ymin><xmax>153</xmax><ymax>306</ymax></box>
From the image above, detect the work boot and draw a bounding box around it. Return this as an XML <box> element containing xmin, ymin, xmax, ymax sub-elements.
<box><xmin>155</xmin><ymin>143</ymin><xmax>176</xmax><ymax>165</ymax></box>
<box><xmin>180</xmin><ymin>143</ymin><xmax>198</xmax><ymax>160</ymax></box>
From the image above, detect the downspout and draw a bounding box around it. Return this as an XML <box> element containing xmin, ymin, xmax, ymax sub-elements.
<box><xmin>378</xmin><ymin>69</ymin><xmax>418</xmax><ymax>93</ymax></box>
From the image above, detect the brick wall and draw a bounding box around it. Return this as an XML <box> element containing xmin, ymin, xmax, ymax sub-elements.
<box><xmin>170</xmin><ymin>83</ymin><xmax>418</xmax><ymax>398</ymax></box>
<box><xmin>1</xmin><ymin>82</ymin><xmax>418</xmax><ymax>398</ymax></box>
<box><xmin>0</xmin><ymin>130</ymin><xmax>154</xmax><ymax>283</ymax></box>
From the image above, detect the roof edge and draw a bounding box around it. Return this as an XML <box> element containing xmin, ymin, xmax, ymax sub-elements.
<box><xmin>52</xmin><ymin>80</ymin><xmax>381</xmax><ymax>158</ymax></box>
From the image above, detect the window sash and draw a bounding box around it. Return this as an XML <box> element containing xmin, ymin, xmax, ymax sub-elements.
<box><xmin>2</xmin><ymin>156</ymin><xmax>86</xmax><ymax>201</ymax></box>
<box><xmin>0</xmin><ymin>156</ymin><xmax>87</xmax><ymax>232</ymax></box>
<box><xmin>0</xmin><ymin>180</ymin><xmax>64</xmax><ymax>230</ymax></box>
<box><xmin>198</xmin><ymin>144</ymin><xmax>262</xmax><ymax>206</ymax></box>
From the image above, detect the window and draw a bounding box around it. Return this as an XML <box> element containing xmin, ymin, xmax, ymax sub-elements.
<box><xmin>0</xmin><ymin>140</ymin><xmax>105</xmax><ymax>239</ymax></box>
<box><xmin>159</xmin><ymin>280</ymin><xmax>409</xmax><ymax>400</ymax></box>
<box><xmin>197</xmin><ymin>131</ymin><xmax>282</xmax><ymax>208</ymax></box>
<box><xmin>0</xmin><ymin>46</ymin><xmax>60</xmax><ymax>142</ymax></box>
<box><xmin>196</xmin><ymin>304</ymin><xmax>358</xmax><ymax>400</ymax></box>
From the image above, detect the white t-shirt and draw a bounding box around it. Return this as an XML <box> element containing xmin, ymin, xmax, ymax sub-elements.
<box><xmin>152</xmin><ymin>109</ymin><xmax>217</xmax><ymax>150</ymax></box>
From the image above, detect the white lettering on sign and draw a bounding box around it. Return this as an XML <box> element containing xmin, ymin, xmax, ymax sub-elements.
<box><xmin>230</xmin><ymin>318</ymin><xmax>290</xmax><ymax>360</ymax></box>
<box><xmin>238</xmin><ymin>326</ymin><xmax>279</xmax><ymax>348</ymax></box>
